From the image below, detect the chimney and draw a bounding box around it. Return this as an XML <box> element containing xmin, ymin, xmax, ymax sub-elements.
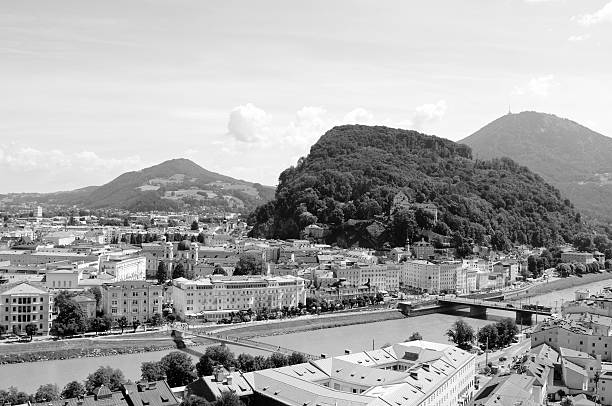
<box><xmin>345</xmin><ymin>349</ymin><xmax>352</xmax><ymax>355</ymax></box>
<box><xmin>320</xmin><ymin>353</ymin><xmax>327</xmax><ymax>359</ymax></box>
<box><xmin>226</xmin><ymin>375</ymin><xmax>233</xmax><ymax>386</ymax></box>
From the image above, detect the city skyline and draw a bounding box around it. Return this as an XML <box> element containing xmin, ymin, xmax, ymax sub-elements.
<box><xmin>1</xmin><ymin>0</ymin><xmax>612</xmax><ymax>193</ymax></box>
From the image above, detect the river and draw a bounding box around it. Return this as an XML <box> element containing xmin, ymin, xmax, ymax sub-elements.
<box><xmin>3</xmin><ymin>276</ymin><xmax>612</xmax><ymax>393</ymax></box>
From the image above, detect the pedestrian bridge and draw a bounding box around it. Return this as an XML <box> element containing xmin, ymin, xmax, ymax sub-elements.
<box><xmin>437</xmin><ymin>297</ymin><xmax>552</xmax><ymax>325</ymax></box>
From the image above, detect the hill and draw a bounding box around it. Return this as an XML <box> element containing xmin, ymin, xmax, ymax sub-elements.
<box><xmin>3</xmin><ymin>159</ymin><xmax>275</xmax><ymax>213</ymax></box>
<box><xmin>461</xmin><ymin>111</ymin><xmax>612</xmax><ymax>221</ymax></box>
<box><xmin>248</xmin><ymin>125</ymin><xmax>583</xmax><ymax>250</ymax></box>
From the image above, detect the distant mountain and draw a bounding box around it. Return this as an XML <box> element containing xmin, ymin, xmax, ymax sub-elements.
<box><xmin>249</xmin><ymin>125</ymin><xmax>583</xmax><ymax>249</ymax></box>
<box><xmin>461</xmin><ymin>111</ymin><xmax>612</xmax><ymax>221</ymax></box>
<box><xmin>3</xmin><ymin>159</ymin><xmax>275</xmax><ymax>212</ymax></box>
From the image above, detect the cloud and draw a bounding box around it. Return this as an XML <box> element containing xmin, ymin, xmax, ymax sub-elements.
<box><xmin>568</xmin><ymin>34</ymin><xmax>591</xmax><ymax>42</ymax></box>
<box><xmin>341</xmin><ymin>108</ymin><xmax>375</xmax><ymax>125</ymax></box>
<box><xmin>0</xmin><ymin>143</ymin><xmax>142</xmax><ymax>174</ymax></box>
<box><xmin>395</xmin><ymin>100</ymin><xmax>448</xmax><ymax>131</ymax></box>
<box><xmin>574</xmin><ymin>1</ymin><xmax>612</xmax><ymax>25</ymax></box>
<box><xmin>512</xmin><ymin>75</ymin><xmax>559</xmax><ymax>97</ymax></box>
<box><xmin>227</xmin><ymin>103</ymin><xmax>271</xmax><ymax>143</ymax></box>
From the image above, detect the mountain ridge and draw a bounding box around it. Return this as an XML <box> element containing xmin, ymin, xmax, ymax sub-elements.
<box><xmin>461</xmin><ymin>111</ymin><xmax>612</xmax><ymax>221</ymax></box>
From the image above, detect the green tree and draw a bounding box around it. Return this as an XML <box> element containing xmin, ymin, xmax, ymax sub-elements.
<box><xmin>25</xmin><ymin>323</ymin><xmax>38</xmax><ymax>341</ymax></box>
<box><xmin>213</xmin><ymin>264</ymin><xmax>227</xmax><ymax>276</ymax></box>
<box><xmin>160</xmin><ymin>351</ymin><xmax>197</xmax><ymax>387</ymax></box>
<box><xmin>407</xmin><ymin>332</ymin><xmax>423</xmax><ymax>341</ymax></box>
<box><xmin>61</xmin><ymin>381</ymin><xmax>86</xmax><ymax>399</ymax></box>
<box><xmin>85</xmin><ymin>366</ymin><xmax>126</xmax><ymax>394</ymax></box>
<box><xmin>157</xmin><ymin>261</ymin><xmax>168</xmax><ymax>284</ymax></box>
<box><xmin>117</xmin><ymin>316</ymin><xmax>129</xmax><ymax>334</ymax></box>
<box><xmin>233</xmin><ymin>254</ymin><xmax>263</xmax><ymax>276</ymax></box>
<box><xmin>181</xmin><ymin>395</ymin><xmax>211</xmax><ymax>406</ymax></box>
<box><xmin>90</xmin><ymin>316</ymin><xmax>112</xmax><ymax>334</ymax></box>
<box><xmin>236</xmin><ymin>353</ymin><xmax>255</xmax><ymax>372</ymax></box>
<box><xmin>191</xmin><ymin>221</ymin><xmax>199</xmax><ymax>231</ymax></box>
<box><xmin>496</xmin><ymin>318</ymin><xmax>518</xmax><ymax>347</ymax></box>
<box><xmin>287</xmin><ymin>352</ymin><xmax>307</xmax><ymax>365</ymax></box>
<box><xmin>196</xmin><ymin>356</ymin><xmax>215</xmax><ymax>377</ymax></box>
<box><xmin>89</xmin><ymin>287</ymin><xmax>102</xmax><ymax>309</ymax></box>
<box><xmin>141</xmin><ymin>361</ymin><xmax>166</xmax><ymax>381</ymax></box>
<box><xmin>215</xmin><ymin>392</ymin><xmax>244</xmax><ymax>406</ymax></box>
<box><xmin>477</xmin><ymin>324</ymin><xmax>499</xmax><ymax>349</ymax></box>
<box><xmin>0</xmin><ymin>387</ymin><xmax>30</xmax><ymax>405</ymax></box>
<box><xmin>446</xmin><ymin>319</ymin><xmax>475</xmax><ymax>350</ymax></box>
<box><xmin>50</xmin><ymin>299</ymin><xmax>88</xmax><ymax>337</ymax></box>
<box><xmin>0</xmin><ymin>324</ymin><xmax>6</xmax><ymax>338</ymax></box>
<box><xmin>34</xmin><ymin>384</ymin><xmax>60</xmax><ymax>402</ymax></box>
<box><xmin>132</xmin><ymin>320</ymin><xmax>141</xmax><ymax>333</ymax></box>
<box><xmin>266</xmin><ymin>352</ymin><xmax>289</xmax><ymax>368</ymax></box>
<box><xmin>172</xmin><ymin>262</ymin><xmax>186</xmax><ymax>279</ymax></box>
<box><xmin>204</xmin><ymin>344</ymin><xmax>235</xmax><ymax>366</ymax></box>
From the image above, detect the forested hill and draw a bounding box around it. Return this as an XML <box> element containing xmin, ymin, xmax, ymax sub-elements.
<box><xmin>248</xmin><ymin>125</ymin><xmax>583</xmax><ymax>250</ymax></box>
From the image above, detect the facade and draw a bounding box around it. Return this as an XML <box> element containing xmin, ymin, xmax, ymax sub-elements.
<box><xmin>561</xmin><ymin>251</ymin><xmax>595</xmax><ymax>264</ymax></box>
<box><xmin>401</xmin><ymin>260</ymin><xmax>462</xmax><ymax>294</ymax></box>
<box><xmin>0</xmin><ymin>281</ymin><xmax>53</xmax><ymax>335</ymax></box>
<box><xmin>335</xmin><ymin>264</ymin><xmax>399</xmax><ymax>292</ymax></box>
<box><xmin>46</xmin><ymin>268</ymin><xmax>83</xmax><ymax>289</ymax></box>
<box><xmin>99</xmin><ymin>255</ymin><xmax>146</xmax><ymax>281</ymax></box>
<box><xmin>412</xmin><ymin>239</ymin><xmax>434</xmax><ymax>260</ymax></box>
<box><xmin>101</xmin><ymin>280</ymin><xmax>163</xmax><ymax>323</ymax></box>
<box><xmin>170</xmin><ymin>275</ymin><xmax>306</xmax><ymax>319</ymax></box>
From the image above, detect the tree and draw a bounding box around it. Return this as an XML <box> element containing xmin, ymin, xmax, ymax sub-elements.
<box><xmin>50</xmin><ymin>299</ymin><xmax>88</xmax><ymax>337</ymax></box>
<box><xmin>85</xmin><ymin>366</ymin><xmax>126</xmax><ymax>394</ymax></box>
<box><xmin>196</xmin><ymin>356</ymin><xmax>215</xmax><ymax>377</ymax></box>
<box><xmin>233</xmin><ymin>254</ymin><xmax>263</xmax><ymax>276</ymax></box>
<box><xmin>213</xmin><ymin>264</ymin><xmax>227</xmax><ymax>276</ymax></box>
<box><xmin>496</xmin><ymin>318</ymin><xmax>518</xmax><ymax>347</ymax></box>
<box><xmin>191</xmin><ymin>221</ymin><xmax>199</xmax><ymax>231</ymax></box>
<box><xmin>0</xmin><ymin>387</ymin><xmax>30</xmax><ymax>405</ymax></box>
<box><xmin>407</xmin><ymin>332</ymin><xmax>423</xmax><ymax>341</ymax></box>
<box><xmin>157</xmin><ymin>262</ymin><xmax>168</xmax><ymax>284</ymax></box>
<box><xmin>181</xmin><ymin>395</ymin><xmax>211</xmax><ymax>406</ymax></box>
<box><xmin>25</xmin><ymin>323</ymin><xmax>38</xmax><ymax>341</ymax></box>
<box><xmin>61</xmin><ymin>381</ymin><xmax>86</xmax><ymax>399</ymax></box>
<box><xmin>34</xmin><ymin>384</ymin><xmax>60</xmax><ymax>402</ymax></box>
<box><xmin>236</xmin><ymin>353</ymin><xmax>255</xmax><ymax>372</ymax></box>
<box><xmin>160</xmin><ymin>351</ymin><xmax>197</xmax><ymax>387</ymax></box>
<box><xmin>446</xmin><ymin>319</ymin><xmax>475</xmax><ymax>350</ymax></box>
<box><xmin>204</xmin><ymin>344</ymin><xmax>235</xmax><ymax>367</ymax></box>
<box><xmin>0</xmin><ymin>324</ymin><xmax>6</xmax><ymax>338</ymax></box>
<box><xmin>477</xmin><ymin>324</ymin><xmax>499</xmax><ymax>349</ymax></box>
<box><xmin>132</xmin><ymin>320</ymin><xmax>141</xmax><ymax>333</ymax></box>
<box><xmin>215</xmin><ymin>392</ymin><xmax>244</xmax><ymax>406</ymax></box>
<box><xmin>89</xmin><ymin>287</ymin><xmax>102</xmax><ymax>309</ymax></box>
<box><xmin>141</xmin><ymin>361</ymin><xmax>166</xmax><ymax>381</ymax></box>
<box><xmin>287</xmin><ymin>352</ymin><xmax>307</xmax><ymax>365</ymax></box>
<box><xmin>267</xmin><ymin>352</ymin><xmax>289</xmax><ymax>368</ymax></box>
<box><xmin>573</xmin><ymin>232</ymin><xmax>593</xmax><ymax>252</ymax></box>
<box><xmin>150</xmin><ymin>313</ymin><xmax>162</xmax><ymax>326</ymax></box>
<box><xmin>172</xmin><ymin>262</ymin><xmax>185</xmax><ymax>279</ymax></box>
<box><xmin>117</xmin><ymin>316</ymin><xmax>129</xmax><ymax>334</ymax></box>
<box><xmin>90</xmin><ymin>316</ymin><xmax>112</xmax><ymax>334</ymax></box>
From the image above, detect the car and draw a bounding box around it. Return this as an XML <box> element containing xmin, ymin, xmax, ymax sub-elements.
<box><xmin>499</xmin><ymin>356</ymin><xmax>507</xmax><ymax>361</ymax></box>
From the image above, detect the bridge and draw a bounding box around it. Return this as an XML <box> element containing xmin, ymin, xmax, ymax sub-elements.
<box><xmin>437</xmin><ymin>297</ymin><xmax>553</xmax><ymax>325</ymax></box>
<box><xmin>171</xmin><ymin>327</ymin><xmax>320</xmax><ymax>360</ymax></box>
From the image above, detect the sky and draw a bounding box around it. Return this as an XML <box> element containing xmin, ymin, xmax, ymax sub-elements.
<box><xmin>1</xmin><ymin>0</ymin><xmax>611</xmax><ymax>193</ymax></box>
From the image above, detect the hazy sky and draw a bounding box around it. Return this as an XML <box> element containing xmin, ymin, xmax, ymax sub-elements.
<box><xmin>1</xmin><ymin>0</ymin><xmax>611</xmax><ymax>192</ymax></box>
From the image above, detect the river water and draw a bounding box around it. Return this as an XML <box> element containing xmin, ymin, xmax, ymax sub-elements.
<box><xmin>3</xmin><ymin>277</ymin><xmax>612</xmax><ymax>393</ymax></box>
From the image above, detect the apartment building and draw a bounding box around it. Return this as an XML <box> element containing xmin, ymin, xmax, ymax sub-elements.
<box><xmin>335</xmin><ymin>264</ymin><xmax>399</xmax><ymax>292</ymax></box>
<box><xmin>99</xmin><ymin>255</ymin><xmax>146</xmax><ymax>281</ymax></box>
<box><xmin>170</xmin><ymin>275</ymin><xmax>306</xmax><ymax>320</ymax></box>
<box><xmin>101</xmin><ymin>280</ymin><xmax>163</xmax><ymax>323</ymax></box>
<box><xmin>0</xmin><ymin>281</ymin><xmax>53</xmax><ymax>335</ymax></box>
<box><xmin>401</xmin><ymin>260</ymin><xmax>462</xmax><ymax>294</ymax></box>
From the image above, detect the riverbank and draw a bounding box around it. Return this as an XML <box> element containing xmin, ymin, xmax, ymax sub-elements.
<box><xmin>224</xmin><ymin>309</ymin><xmax>406</xmax><ymax>339</ymax></box>
<box><xmin>510</xmin><ymin>272</ymin><xmax>612</xmax><ymax>302</ymax></box>
<box><xmin>0</xmin><ymin>332</ymin><xmax>216</xmax><ymax>365</ymax></box>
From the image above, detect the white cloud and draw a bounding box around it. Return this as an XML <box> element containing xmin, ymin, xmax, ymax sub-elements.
<box><xmin>341</xmin><ymin>108</ymin><xmax>375</xmax><ymax>125</ymax></box>
<box><xmin>227</xmin><ymin>103</ymin><xmax>271</xmax><ymax>143</ymax></box>
<box><xmin>568</xmin><ymin>34</ymin><xmax>591</xmax><ymax>42</ymax></box>
<box><xmin>395</xmin><ymin>100</ymin><xmax>448</xmax><ymax>131</ymax></box>
<box><xmin>512</xmin><ymin>75</ymin><xmax>559</xmax><ymax>97</ymax></box>
<box><xmin>0</xmin><ymin>143</ymin><xmax>142</xmax><ymax>174</ymax></box>
<box><xmin>574</xmin><ymin>1</ymin><xmax>612</xmax><ymax>25</ymax></box>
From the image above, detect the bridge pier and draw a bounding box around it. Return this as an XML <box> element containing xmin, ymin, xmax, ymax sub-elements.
<box><xmin>515</xmin><ymin>311</ymin><xmax>533</xmax><ymax>326</ymax></box>
<box><xmin>469</xmin><ymin>306</ymin><xmax>487</xmax><ymax>319</ymax></box>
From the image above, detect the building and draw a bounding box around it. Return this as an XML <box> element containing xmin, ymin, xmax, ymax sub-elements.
<box><xmin>99</xmin><ymin>255</ymin><xmax>146</xmax><ymax>281</ymax></box>
<box><xmin>561</xmin><ymin>251</ymin><xmax>595</xmax><ymax>264</ymax></box>
<box><xmin>45</xmin><ymin>268</ymin><xmax>83</xmax><ymax>289</ymax></box>
<box><xmin>200</xmin><ymin>340</ymin><xmax>475</xmax><ymax>406</ymax></box>
<box><xmin>101</xmin><ymin>280</ymin><xmax>163</xmax><ymax>323</ymax></box>
<box><xmin>73</xmin><ymin>294</ymin><xmax>97</xmax><ymax>318</ymax></box>
<box><xmin>31</xmin><ymin>381</ymin><xmax>179</xmax><ymax>406</ymax></box>
<box><xmin>401</xmin><ymin>260</ymin><xmax>462</xmax><ymax>294</ymax></box>
<box><xmin>412</xmin><ymin>239</ymin><xmax>434</xmax><ymax>260</ymax></box>
<box><xmin>335</xmin><ymin>264</ymin><xmax>399</xmax><ymax>293</ymax></box>
<box><xmin>0</xmin><ymin>281</ymin><xmax>53</xmax><ymax>335</ymax></box>
<box><xmin>170</xmin><ymin>275</ymin><xmax>306</xmax><ymax>320</ymax></box>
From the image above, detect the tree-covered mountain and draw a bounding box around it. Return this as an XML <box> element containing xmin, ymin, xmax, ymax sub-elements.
<box><xmin>2</xmin><ymin>159</ymin><xmax>275</xmax><ymax>213</ymax></box>
<box><xmin>249</xmin><ymin>125</ymin><xmax>583</xmax><ymax>250</ymax></box>
<box><xmin>461</xmin><ymin>111</ymin><xmax>612</xmax><ymax>222</ymax></box>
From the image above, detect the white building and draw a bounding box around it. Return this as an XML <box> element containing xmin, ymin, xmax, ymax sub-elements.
<box><xmin>401</xmin><ymin>260</ymin><xmax>462</xmax><ymax>294</ymax></box>
<box><xmin>101</xmin><ymin>280</ymin><xmax>163</xmax><ymax>323</ymax></box>
<box><xmin>170</xmin><ymin>275</ymin><xmax>307</xmax><ymax>320</ymax></box>
<box><xmin>0</xmin><ymin>282</ymin><xmax>53</xmax><ymax>336</ymax></box>
<box><xmin>335</xmin><ymin>264</ymin><xmax>399</xmax><ymax>293</ymax></box>
<box><xmin>99</xmin><ymin>255</ymin><xmax>146</xmax><ymax>281</ymax></box>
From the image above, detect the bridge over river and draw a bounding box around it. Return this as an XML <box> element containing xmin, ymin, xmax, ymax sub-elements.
<box><xmin>437</xmin><ymin>297</ymin><xmax>552</xmax><ymax>325</ymax></box>
<box><xmin>171</xmin><ymin>327</ymin><xmax>321</xmax><ymax>360</ymax></box>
